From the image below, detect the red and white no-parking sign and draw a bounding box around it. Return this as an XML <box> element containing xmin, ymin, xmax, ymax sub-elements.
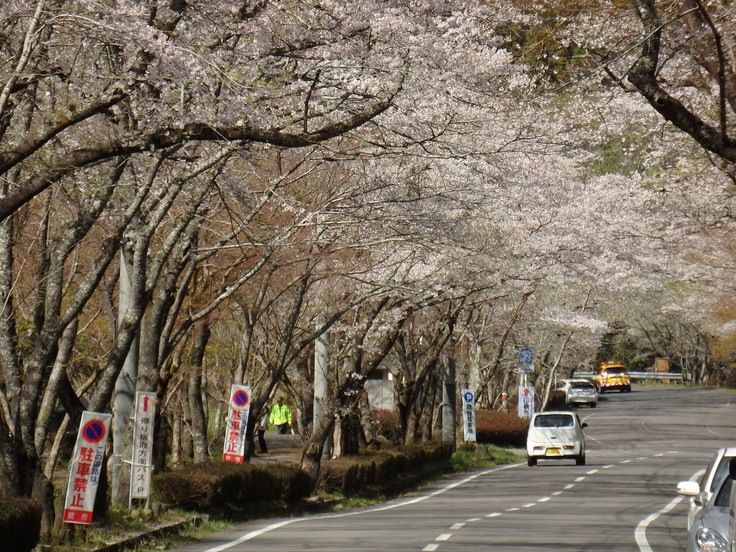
<box><xmin>222</xmin><ymin>384</ymin><xmax>252</xmax><ymax>463</ymax></box>
<box><xmin>63</xmin><ymin>411</ymin><xmax>112</xmax><ymax>525</ymax></box>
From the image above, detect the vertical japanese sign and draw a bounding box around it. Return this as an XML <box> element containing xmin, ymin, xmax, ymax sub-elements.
<box><xmin>461</xmin><ymin>389</ymin><xmax>476</xmax><ymax>442</ymax></box>
<box><xmin>130</xmin><ymin>391</ymin><xmax>156</xmax><ymax>501</ymax></box>
<box><xmin>518</xmin><ymin>384</ymin><xmax>535</xmax><ymax>418</ymax></box>
<box><xmin>222</xmin><ymin>384</ymin><xmax>251</xmax><ymax>463</ymax></box>
<box><xmin>63</xmin><ymin>411</ymin><xmax>112</xmax><ymax>525</ymax></box>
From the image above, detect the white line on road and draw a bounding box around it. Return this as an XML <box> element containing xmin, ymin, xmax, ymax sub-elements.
<box><xmin>436</xmin><ymin>533</ymin><xmax>452</xmax><ymax>541</ymax></box>
<box><xmin>423</xmin><ymin>544</ymin><xmax>440</xmax><ymax>551</ymax></box>
<box><xmin>451</xmin><ymin>523</ymin><xmax>465</xmax><ymax>530</ymax></box>
<box><xmin>635</xmin><ymin>495</ymin><xmax>686</xmax><ymax>552</ymax></box>
<box><xmin>202</xmin><ymin>463</ymin><xmax>523</xmax><ymax>552</ymax></box>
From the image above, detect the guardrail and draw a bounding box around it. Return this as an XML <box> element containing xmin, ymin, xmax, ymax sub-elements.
<box><xmin>573</xmin><ymin>371</ymin><xmax>684</xmax><ymax>381</ymax></box>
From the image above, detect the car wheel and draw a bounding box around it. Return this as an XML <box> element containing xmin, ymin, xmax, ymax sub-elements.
<box><xmin>590</xmin><ymin>403</ymin><xmax>597</xmax><ymax>408</ymax></box>
<box><xmin>527</xmin><ymin>457</ymin><xmax>537</xmax><ymax>467</ymax></box>
<box><xmin>576</xmin><ymin>454</ymin><xmax>586</xmax><ymax>466</ymax></box>
<box><xmin>625</xmin><ymin>386</ymin><xmax>631</xmax><ymax>392</ymax></box>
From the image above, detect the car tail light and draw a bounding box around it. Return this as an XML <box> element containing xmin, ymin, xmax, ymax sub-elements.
<box><xmin>563</xmin><ymin>445</ymin><xmax>575</xmax><ymax>450</ymax></box>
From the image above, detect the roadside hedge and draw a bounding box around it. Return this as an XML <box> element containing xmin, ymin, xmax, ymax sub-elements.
<box><xmin>152</xmin><ymin>462</ymin><xmax>312</xmax><ymax>511</ymax></box>
<box><xmin>317</xmin><ymin>442</ymin><xmax>454</xmax><ymax>495</ymax></box>
<box><xmin>0</xmin><ymin>497</ymin><xmax>41</xmax><ymax>552</ymax></box>
<box><xmin>475</xmin><ymin>410</ymin><xmax>529</xmax><ymax>446</ymax></box>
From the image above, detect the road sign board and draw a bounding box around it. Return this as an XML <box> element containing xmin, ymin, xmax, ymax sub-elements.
<box><xmin>518</xmin><ymin>347</ymin><xmax>534</xmax><ymax>364</ymax></box>
<box><xmin>223</xmin><ymin>384</ymin><xmax>252</xmax><ymax>463</ymax></box>
<box><xmin>63</xmin><ymin>411</ymin><xmax>112</xmax><ymax>525</ymax></box>
<box><xmin>461</xmin><ymin>389</ymin><xmax>476</xmax><ymax>442</ymax></box>
<box><xmin>518</xmin><ymin>384</ymin><xmax>535</xmax><ymax>418</ymax></box>
<box><xmin>131</xmin><ymin>391</ymin><xmax>156</xmax><ymax>501</ymax></box>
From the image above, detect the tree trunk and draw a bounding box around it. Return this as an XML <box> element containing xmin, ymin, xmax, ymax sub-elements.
<box><xmin>189</xmin><ymin>323</ymin><xmax>211</xmax><ymax>463</ymax></box>
<box><xmin>300</xmin><ymin>414</ymin><xmax>335</xmax><ymax>484</ymax></box>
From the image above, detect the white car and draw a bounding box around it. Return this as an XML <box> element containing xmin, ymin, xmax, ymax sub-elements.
<box><xmin>678</xmin><ymin>447</ymin><xmax>736</xmax><ymax>530</ymax></box>
<box><xmin>685</xmin><ymin>470</ymin><xmax>732</xmax><ymax>552</ymax></box>
<box><xmin>526</xmin><ymin>411</ymin><xmax>587</xmax><ymax>467</ymax></box>
<box><xmin>558</xmin><ymin>379</ymin><xmax>598</xmax><ymax>408</ymax></box>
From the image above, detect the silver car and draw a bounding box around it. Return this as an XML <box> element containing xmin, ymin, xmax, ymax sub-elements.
<box><xmin>685</xmin><ymin>471</ymin><xmax>732</xmax><ymax>552</ymax></box>
<box><xmin>558</xmin><ymin>379</ymin><xmax>598</xmax><ymax>408</ymax></box>
<box><xmin>526</xmin><ymin>411</ymin><xmax>587</xmax><ymax>467</ymax></box>
<box><xmin>678</xmin><ymin>447</ymin><xmax>736</xmax><ymax>530</ymax></box>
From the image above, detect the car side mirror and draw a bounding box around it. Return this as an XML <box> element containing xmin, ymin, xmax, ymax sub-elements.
<box><xmin>677</xmin><ymin>480</ymin><xmax>701</xmax><ymax>497</ymax></box>
<box><xmin>581</xmin><ymin>422</ymin><xmax>588</xmax><ymax>429</ymax></box>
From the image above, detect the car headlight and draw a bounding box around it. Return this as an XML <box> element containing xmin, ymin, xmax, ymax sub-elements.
<box><xmin>695</xmin><ymin>527</ymin><xmax>729</xmax><ymax>552</ymax></box>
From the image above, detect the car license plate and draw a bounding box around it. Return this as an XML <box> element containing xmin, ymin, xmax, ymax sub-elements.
<box><xmin>546</xmin><ymin>447</ymin><xmax>562</xmax><ymax>456</ymax></box>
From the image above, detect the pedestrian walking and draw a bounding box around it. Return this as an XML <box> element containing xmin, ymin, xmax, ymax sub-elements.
<box><xmin>269</xmin><ymin>396</ymin><xmax>292</xmax><ymax>434</ymax></box>
<box><xmin>257</xmin><ymin>406</ymin><xmax>269</xmax><ymax>453</ymax></box>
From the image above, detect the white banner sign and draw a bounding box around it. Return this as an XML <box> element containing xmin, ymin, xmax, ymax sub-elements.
<box><xmin>461</xmin><ymin>389</ymin><xmax>477</xmax><ymax>442</ymax></box>
<box><xmin>131</xmin><ymin>391</ymin><xmax>157</xmax><ymax>500</ymax></box>
<box><xmin>63</xmin><ymin>411</ymin><xmax>112</xmax><ymax>525</ymax></box>
<box><xmin>518</xmin><ymin>384</ymin><xmax>535</xmax><ymax>419</ymax></box>
<box><xmin>222</xmin><ymin>384</ymin><xmax>252</xmax><ymax>463</ymax></box>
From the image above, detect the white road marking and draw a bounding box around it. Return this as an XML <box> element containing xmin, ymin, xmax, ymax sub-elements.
<box><xmin>538</xmin><ymin>497</ymin><xmax>551</xmax><ymax>502</ymax></box>
<box><xmin>202</xmin><ymin>463</ymin><xmax>523</xmax><ymax>552</ymax></box>
<box><xmin>506</xmin><ymin>507</ymin><xmax>520</xmax><ymax>512</ymax></box>
<box><xmin>603</xmin><ymin>464</ymin><xmax>615</xmax><ymax>469</ymax></box>
<box><xmin>575</xmin><ymin>476</ymin><xmax>585</xmax><ymax>482</ymax></box>
<box><xmin>635</xmin><ymin>495</ymin><xmax>686</xmax><ymax>552</ymax></box>
<box><xmin>451</xmin><ymin>523</ymin><xmax>465</xmax><ymax>530</ymax></box>
<box><xmin>564</xmin><ymin>483</ymin><xmax>575</xmax><ymax>490</ymax></box>
<box><xmin>586</xmin><ymin>469</ymin><xmax>598</xmax><ymax>475</ymax></box>
<box><xmin>486</xmin><ymin>512</ymin><xmax>502</xmax><ymax>518</ymax></box>
<box><xmin>523</xmin><ymin>503</ymin><xmax>536</xmax><ymax>508</ymax></box>
<box><xmin>552</xmin><ymin>490</ymin><xmax>563</xmax><ymax>496</ymax></box>
<box><xmin>423</xmin><ymin>544</ymin><xmax>440</xmax><ymax>551</ymax></box>
<box><xmin>436</xmin><ymin>533</ymin><xmax>452</xmax><ymax>541</ymax></box>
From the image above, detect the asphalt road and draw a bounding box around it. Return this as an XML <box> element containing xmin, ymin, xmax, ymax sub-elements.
<box><xmin>172</xmin><ymin>385</ymin><xmax>736</xmax><ymax>552</ymax></box>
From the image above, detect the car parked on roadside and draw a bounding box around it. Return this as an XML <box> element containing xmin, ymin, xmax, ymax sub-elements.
<box><xmin>678</xmin><ymin>447</ymin><xmax>736</xmax><ymax>530</ymax></box>
<box><xmin>685</xmin><ymin>469</ymin><xmax>732</xmax><ymax>552</ymax></box>
<box><xmin>557</xmin><ymin>378</ymin><xmax>598</xmax><ymax>408</ymax></box>
<box><xmin>526</xmin><ymin>411</ymin><xmax>587</xmax><ymax>467</ymax></box>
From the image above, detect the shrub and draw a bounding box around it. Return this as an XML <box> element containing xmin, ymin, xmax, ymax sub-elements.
<box><xmin>152</xmin><ymin>461</ymin><xmax>312</xmax><ymax>511</ymax></box>
<box><xmin>317</xmin><ymin>442</ymin><xmax>453</xmax><ymax>494</ymax></box>
<box><xmin>546</xmin><ymin>390</ymin><xmax>566</xmax><ymax>409</ymax></box>
<box><xmin>370</xmin><ymin>409</ymin><xmax>401</xmax><ymax>443</ymax></box>
<box><xmin>475</xmin><ymin>409</ymin><xmax>529</xmax><ymax>446</ymax></box>
<box><xmin>0</xmin><ymin>497</ymin><xmax>41</xmax><ymax>552</ymax></box>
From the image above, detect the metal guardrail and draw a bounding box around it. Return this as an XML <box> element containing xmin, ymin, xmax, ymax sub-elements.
<box><xmin>573</xmin><ymin>371</ymin><xmax>684</xmax><ymax>381</ymax></box>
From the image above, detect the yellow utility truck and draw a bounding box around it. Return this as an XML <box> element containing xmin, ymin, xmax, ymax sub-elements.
<box><xmin>595</xmin><ymin>360</ymin><xmax>631</xmax><ymax>393</ymax></box>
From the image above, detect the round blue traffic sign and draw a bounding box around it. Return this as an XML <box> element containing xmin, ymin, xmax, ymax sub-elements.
<box><xmin>82</xmin><ymin>420</ymin><xmax>107</xmax><ymax>443</ymax></box>
<box><xmin>232</xmin><ymin>389</ymin><xmax>250</xmax><ymax>407</ymax></box>
<box><xmin>464</xmin><ymin>391</ymin><xmax>474</xmax><ymax>403</ymax></box>
<box><xmin>518</xmin><ymin>347</ymin><xmax>533</xmax><ymax>364</ymax></box>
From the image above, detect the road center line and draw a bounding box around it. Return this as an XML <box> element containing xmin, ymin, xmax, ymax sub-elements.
<box><xmin>203</xmin><ymin>463</ymin><xmax>523</xmax><ymax>552</ymax></box>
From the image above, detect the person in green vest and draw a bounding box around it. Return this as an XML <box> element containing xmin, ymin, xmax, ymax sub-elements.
<box><xmin>269</xmin><ymin>396</ymin><xmax>293</xmax><ymax>434</ymax></box>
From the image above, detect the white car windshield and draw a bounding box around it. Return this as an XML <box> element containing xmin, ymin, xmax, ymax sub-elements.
<box><xmin>534</xmin><ymin>415</ymin><xmax>574</xmax><ymax>428</ymax></box>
